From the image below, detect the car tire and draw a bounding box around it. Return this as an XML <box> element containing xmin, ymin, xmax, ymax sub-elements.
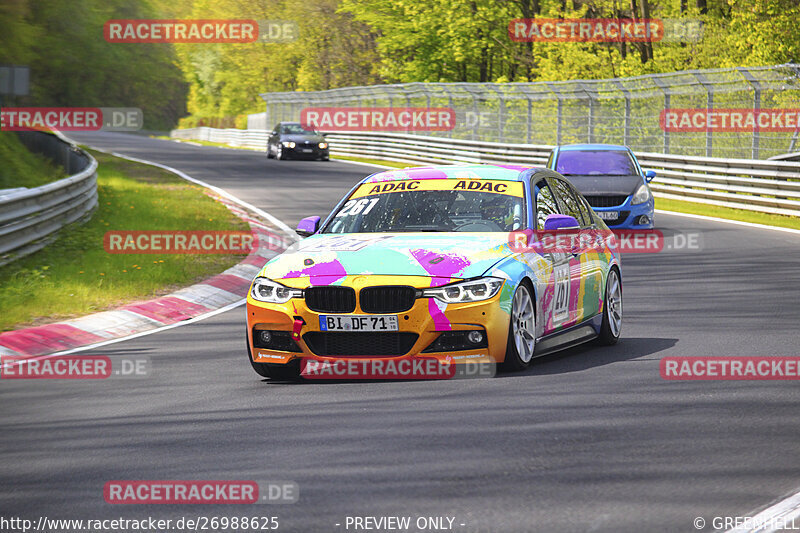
<box><xmin>501</xmin><ymin>281</ymin><xmax>536</xmax><ymax>372</ymax></box>
<box><xmin>277</xmin><ymin>144</ymin><xmax>286</xmax><ymax>160</ymax></box>
<box><xmin>247</xmin><ymin>335</ymin><xmax>301</xmax><ymax>380</ymax></box>
<box><xmin>266</xmin><ymin>143</ymin><xmax>274</xmax><ymax>159</ymax></box>
<box><xmin>596</xmin><ymin>267</ymin><xmax>622</xmax><ymax>345</ymax></box>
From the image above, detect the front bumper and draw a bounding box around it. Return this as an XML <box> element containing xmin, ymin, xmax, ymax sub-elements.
<box><xmin>284</xmin><ymin>144</ymin><xmax>329</xmax><ymax>159</ymax></box>
<box><xmin>246</xmin><ymin>275</ymin><xmax>511</xmax><ymax>368</ymax></box>
<box><xmin>594</xmin><ymin>198</ymin><xmax>654</xmax><ymax>229</ymax></box>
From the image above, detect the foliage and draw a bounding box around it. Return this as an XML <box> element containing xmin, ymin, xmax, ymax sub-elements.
<box><xmin>1</xmin><ymin>0</ymin><xmax>187</xmax><ymax>130</ymax></box>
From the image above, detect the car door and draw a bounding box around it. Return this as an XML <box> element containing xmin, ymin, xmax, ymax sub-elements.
<box><xmin>530</xmin><ymin>176</ymin><xmax>571</xmax><ymax>336</ymax></box>
<box><xmin>548</xmin><ymin>176</ymin><xmax>590</xmax><ymax>327</ymax></box>
<box><xmin>566</xmin><ymin>180</ymin><xmax>607</xmax><ymax>320</ymax></box>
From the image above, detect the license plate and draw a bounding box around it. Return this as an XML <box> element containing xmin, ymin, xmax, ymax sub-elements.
<box><xmin>301</xmin><ymin>148</ymin><xmax>314</xmax><ymax>153</ymax></box>
<box><xmin>597</xmin><ymin>211</ymin><xmax>619</xmax><ymax>221</ymax></box>
<box><xmin>320</xmin><ymin>315</ymin><xmax>398</xmax><ymax>332</ymax></box>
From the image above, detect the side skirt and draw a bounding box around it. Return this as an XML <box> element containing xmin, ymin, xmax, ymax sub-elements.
<box><xmin>534</xmin><ymin>314</ymin><xmax>603</xmax><ymax>358</ymax></box>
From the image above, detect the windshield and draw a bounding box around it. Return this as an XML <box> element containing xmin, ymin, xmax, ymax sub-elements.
<box><xmin>281</xmin><ymin>123</ymin><xmax>318</xmax><ymax>135</ymax></box>
<box><xmin>556</xmin><ymin>150</ymin><xmax>637</xmax><ymax>176</ymax></box>
<box><xmin>323</xmin><ymin>179</ymin><xmax>525</xmax><ymax>233</ymax></box>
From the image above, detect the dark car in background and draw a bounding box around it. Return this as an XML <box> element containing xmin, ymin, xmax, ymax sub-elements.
<box><xmin>547</xmin><ymin>144</ymin><xmax>655</xmax><ymax>228</ymax></box>
<box><xmin>267</xmin><ymin>122</ymin><xmax>330</xmax><ymax>161</ymax></box>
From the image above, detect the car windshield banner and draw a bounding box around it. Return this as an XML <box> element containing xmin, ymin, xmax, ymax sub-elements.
<box><xmin>350</xmin><ymin>179</ymin><xmax>525</xmax><ymax>199</ymax></box>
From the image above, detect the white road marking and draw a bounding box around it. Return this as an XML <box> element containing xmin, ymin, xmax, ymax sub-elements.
<box><xmin>724</xmin><ymin>488</ymin><xmax>800</xmax><ymax>532</ymax></box>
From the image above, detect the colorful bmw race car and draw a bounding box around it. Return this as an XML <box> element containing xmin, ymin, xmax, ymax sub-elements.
<box><xmin>547</xmin><ymin>144</ymin><xmax>656</xmax><ymax>229</ymax></box>
<box><xmin>246</xmin><ymin>164</ymin><xmax>622</xmax><ymax>380</ymax></box>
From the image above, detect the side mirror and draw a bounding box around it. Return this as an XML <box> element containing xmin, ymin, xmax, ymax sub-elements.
<box><xmin>543</xmin><ymin>214</ymin><xmax>580</xmax><ymax>231</ymax></box>
<box><xmin>296</xmin><ymin>216</ymin><xmax>321</xmax><ymax>237</ymax></box>
<box><xmin>645</xmin><ymin>170</ymin><xmax>656</xmax><ymax>182</ymax></box>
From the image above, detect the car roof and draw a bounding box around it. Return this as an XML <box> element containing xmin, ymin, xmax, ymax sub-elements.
<box><xmin>556</xmin><ymin>143</ymin><xmax>631</xmax><ymax>152</ymax></box>
<box><xmin>361</xmin><ymin>164</ymin><xmax>540</xmax><ymax>184</ymax></box>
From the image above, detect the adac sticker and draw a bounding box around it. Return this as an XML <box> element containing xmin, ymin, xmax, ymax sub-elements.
<box><xmin>351</xmin><ymin>179</ymin><xmax>523</xmax><ymax>198</ymax></box>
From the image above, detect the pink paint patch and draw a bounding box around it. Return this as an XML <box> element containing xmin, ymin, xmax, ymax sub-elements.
<box><xmin>428</xmin><ymin>298</ymin><xmax>451</xmax><ymax>331</ymax></box>
<box><xmin>203</xmin><ymin>274</ymin><xmax>252</xmax><ymax>295</ymax></box>
<box><xmin>493</xmin><ymin>164</ymin><xmax>531</xmax><ymax>171</ymax></box>
<box><xmin>411</xmin><ymin>249</ymin><xmax>471</xmax><ymax>278</ymax></box>
<box><xmin>122</xmin><ymin>297</ymin><xmax>211</xmax><ymax>325</ymax></box>
<box><xmin>287</xmin><ymin>259</ymin><xmax>346</xmax><ymax>285</ymax></box>
<box><xmin>366</xmin><ymin>169</ymin><xmax>450</xmax><ymax>182</ymax></box>
<box><xmin>0</xmin><ymin>324</ymin><xmax>106</xmax><ymax>356</ymax></box>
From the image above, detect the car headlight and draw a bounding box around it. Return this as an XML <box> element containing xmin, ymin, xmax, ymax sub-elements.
<box><xmin>282</xmin><ymin>141</ymin><xmax>296</xmax><ymax>148</ymax></box>
<box><xmin>421</xmin><ymin>277</ymin><xmax>504</xmax><ymax>303</ymax></box>
<box><xmin>631</xmin><ymin>183</ymin><xmax>652</xmax><ymax>205</ymax></box>
<box><xmin>319</xmin><ymin>142</ymin><xmax>328</xmax><ymax>149</ymax></box>
<box><xmin>251</xmin><ymin>277</ymin><xmax>303</xmax><ymax>303</ymax></box>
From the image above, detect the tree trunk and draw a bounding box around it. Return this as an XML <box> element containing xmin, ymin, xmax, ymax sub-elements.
<box><xmin>640</xmin><ymin>0</ymin><xmax>653</xmax><ymax>62</ymax></box>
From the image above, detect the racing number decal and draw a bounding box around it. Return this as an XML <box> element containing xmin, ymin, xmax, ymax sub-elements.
<box><xmin>553</xmin><ymin>263</ymin><xmax>570</xmax><ymax>323</ymax></box>
<box><xmin>335</xmin><ymin>198</ymin><xmax>380</xmax><ymax>218</ymax></box>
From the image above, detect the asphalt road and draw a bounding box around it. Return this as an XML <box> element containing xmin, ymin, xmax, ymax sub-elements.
<box><xmin>2</xmin><ymin>132</ymin><xmax>800</xmax><ymax>533</ymax></box>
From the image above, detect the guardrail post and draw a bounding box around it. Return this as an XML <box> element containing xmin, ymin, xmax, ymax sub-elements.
<box><xmin>526</xmin><ymin>98</ymin><xmax>532</xmax><ymax>144</ymax></box>
<box><xmin>498</xmin><ymin>89</ymin><xmax>505</xmax><ymax>143</ymax></box>
<box><xmin>613</xmin><ymin>80</ymin><xmax>631</xmax><ymax>147</ymax></box>
<box><xmin>738</xmin><ymin>67</ymin><xmax>762</xmax><ymax>159</ymax></box>
<box><xmin>580</xmin><ymin>83</ymin><xmax>595</xmax><ymax>144</ymax></box>
<box><xmin>693</xmin><ymin>72</ymin><xmax>713</xmax><ymax>157</ymax></box>
<box><xmin>652</xmin><ymin>76</ymin><xmax>671</xmax><ymax>154</ymax></box>
<box><xmin>546</xmin><ymin>83</ymin><xmax>563</xmax><ymax>146</ymax></box>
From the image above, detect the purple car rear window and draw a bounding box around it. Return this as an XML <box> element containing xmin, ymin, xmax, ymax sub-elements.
<box><xmin>556</xmin><ymin>150</ymin><xmax>637</xmax><ymax>176</ymax></box>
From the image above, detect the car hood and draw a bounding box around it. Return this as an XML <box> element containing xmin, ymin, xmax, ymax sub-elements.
<box><xmin>281</xmin><ymin>134</ymin><xmax>325</xmax><ymax>143</ymax></box>
<box><xmin>260</xmin><ymin>233</ymin><xmax>514</xmax><ymax>284</ymax></box>
<box><xmin>562</xmin><ymin>174</ymin><xmax>642</xmax><ymax>196</ymax></box>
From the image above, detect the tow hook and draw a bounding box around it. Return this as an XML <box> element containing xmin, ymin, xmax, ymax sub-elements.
<box><xmin>292</xmin><ymin>316</ymin><xmax>305</xmax><ymax>340</ymax></box>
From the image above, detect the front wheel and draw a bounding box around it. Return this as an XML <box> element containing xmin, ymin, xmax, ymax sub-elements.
<box><xmin>596</xmin><ymin>267</ymin><xmax>622</xmax><ymax>345</ymax></box>
<box><xmin>266</xmin><ymin>143</ymin><xmax>275</xmax><ymax>159</ymax></box>
<box><xmin>276</xmin><ymin>144</ymin><xmax>287</xmax><ymax>160</ymax></box>
<box><xmin>501</xmin><ymin>282</ymin><xmax>536</xmax><ymax>371</ymax></box>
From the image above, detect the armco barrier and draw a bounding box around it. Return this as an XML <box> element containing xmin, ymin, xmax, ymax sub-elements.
<box><xmin>0</xmin><ymin>131</ymin><xmax>98</xmax><ymax>266</ymax></box>
<box><xmin>170</xmin><ymin>127</ymin><xmax>800</xmax><ymax>218</ymax></box>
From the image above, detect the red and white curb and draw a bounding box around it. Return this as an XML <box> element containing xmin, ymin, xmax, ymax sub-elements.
<box><xmin>0</xmin><ymin>150</ymin><xmax>297</xmax><ymax>359</ymax></box>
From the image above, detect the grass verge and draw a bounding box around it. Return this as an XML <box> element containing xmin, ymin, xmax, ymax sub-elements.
<box><xmin>654</xmin><ymin>197</ymin><xmax>800</xmax><ymax>231</ymax></box>
<box><xmin>0</xmin><ymin>132</ymin><xmax>65</xmax><ymax>189</ymax></box>
<box><xmin>0</xmin><ymin>149</ymin><xmax>249</xmax><ymax>332</ymax></box>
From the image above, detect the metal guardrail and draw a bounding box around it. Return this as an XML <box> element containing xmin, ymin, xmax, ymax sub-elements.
<box><xmin>171</xmin><ymin>127</ymin><xmax>800</xmax><ymax>218</ymax></box>
<box><xmin>171</xmin><ymin>127</ymin><xmax>269</xmax><ymax>151</ymax></box>
<box><xmin>0</xmin><ymin>131</ymin><xmax>98</xmax><ymax>267</ymax></box>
